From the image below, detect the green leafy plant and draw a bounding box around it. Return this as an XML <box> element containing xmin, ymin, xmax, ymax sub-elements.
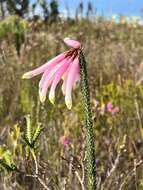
<box><xmin>23</xmin><ymin>114</ymin><xmax>44</xmax><ymax>150</ymax></box>
<box><xmin>6</xmin><ymin>0</ymin><xmax>29</xmax><ymax>17</ymax></box>
<box><xmin>0</xmin><ymin>16</ymin><xmax>28</xmax><ymax>55</ymax></box>
<box><xmin>0</xmin><ymin>149</ymin><xmax>18</xmax><ymax>172</ymax></box>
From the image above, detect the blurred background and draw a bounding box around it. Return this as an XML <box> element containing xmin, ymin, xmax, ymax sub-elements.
<box><xmin>1</xmin><ymin>0</ymin><xmax>143</xmax><ymax>189</ymax></box>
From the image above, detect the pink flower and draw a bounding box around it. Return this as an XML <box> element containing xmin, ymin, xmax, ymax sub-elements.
<box><xmin>22</xmin><ymin>38</ymin><xmax>81</xmax><ymax>109</ymax></box>
<box><xmin>106</xmin><ymin>102</ymin><xmax>120</xmax><ymax>115</ymax></box>
<box><xmin>107</xmin><ymin>102</ymin><xmax>114</xmax><ymax>112</ymax></box>
<box><xmin>59</xmin><ymin>135</ymin><xmax>71</xmax><ymax>149</ymax></box>
<box><xmin>110</xmin><ymin>107</ymin><xmax>120</xmax><ymax>115</ymax></box>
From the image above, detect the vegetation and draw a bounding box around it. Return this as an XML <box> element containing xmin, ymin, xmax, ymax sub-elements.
<box><xmin>6</xmin><ymin>0</ymin><xmax>29</xmax><ymax>17</ymax></box>
<box><xmin>0</xmin><ymin>2</ymin><xmax>143</xmax><ymax>189</ymax></box>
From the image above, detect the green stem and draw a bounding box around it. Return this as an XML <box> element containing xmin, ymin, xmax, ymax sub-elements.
<box><xmin>79</xmin><ymin>50</ymin><xmax>96</xmax><ymax>190</ymax></box>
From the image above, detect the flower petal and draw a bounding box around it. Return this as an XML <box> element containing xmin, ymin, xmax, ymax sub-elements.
<box><xmin>39</xmin><ymin>61</ymin><xmax>66</xmax><ymax>103</ymax></box>
<box><xmin>64</xmin><ymin>38</ymin><xmax>81</xmax><ymax>49</ymax></box>
<box><xmin>39</xmin><ymin>60</ymin><xmax>64</xmax><ymax>89</ymax></box>
<box><xmin>65</xmin><ymin>57</ymin><xmax>80</xmax><ymax>109</ymax></box>
<box><xmin>61</xmin><ymin>63</ymin><xmax>80</xmax><ymax>95</ymax></box>
<box><xmin>61</xmin><ymin>63</ymin><xmax>73</xmax><ymax>95</ymax></box>
<box><xmin>22</xmin><ymin>52</ymin><xmax>66</xmax><ymax>79</ymax></box>
<box><xmin>49</xmin><ymin>57</ymin><xmax>72</xmax><ymax>104</ymax></box>
<box><xmin>39</xmin><ymin>77</ymin><xmax>53</xmax><ymax>103</ymax></box>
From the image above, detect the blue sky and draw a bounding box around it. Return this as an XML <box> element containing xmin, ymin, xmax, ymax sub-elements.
<box><xmin>31</xmin><ymin>0</ymin><xmax>143</xmax><ymax>18</ymax></box>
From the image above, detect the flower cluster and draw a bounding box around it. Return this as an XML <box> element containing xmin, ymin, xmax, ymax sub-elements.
<box><xmin>22</xmin><ymin>38</ymin><xmax>81</xmax><ymax>109</ymax></box>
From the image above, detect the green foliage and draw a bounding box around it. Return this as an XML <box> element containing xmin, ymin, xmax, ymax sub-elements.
<box><xmin>32</xmin><ymin>123</ymin><xmax>44</xmax><ymax>146</ymax></box>
<box><xmin>0</xmin><ymin>149</ymin><xmax>18</xmax><ymax>172</ymax></box>
<box><xmin>50</xmin><ymin>0</ymin><xmax>59</xmax><ymax>21</ymax></box>
<box><xmin>0</xmin><ymin>118</ymin><xmax>43</xmax><ymax>175</ymax></box>
<box><xmin>7</xmin><ymin>124</ymin><xmax>22</xmax><ymax>157</ymax></box>
<box><xmin>1</xmin><ymin>19</ymin><xmax>143</xmax><ymax>189</ymax></box>
<box><xmin>23</xmin><ymin>115</ymin><xmax>44</xmax><ymax>149</ymax></box>
<box><xmin>25</xmin><ymin>115</ymin><xmax>32</xmax><ymax>144</ymax></box>
<box><xmin>20</xmin><ymin>83</ymin><xmax>32</xmax><ymax>113</ymax></box>
<box><xmin>6</xmin><ymin>0</ymin><xmax>29</xmax><ymax>17</ymax></box>
<box><xmin>39</xmin><ymin>0</ymin><xmax>49</xmax><ymax>21</ymax></box>
<box><xmin>39</xmin><ymin>0</ymin><xmax>48</xmax><ymax>10</ymax></box>
<box><xmin>0</xmin><ymin>16</ymin><xmax>28</xmax><ymax>55</ymax></box>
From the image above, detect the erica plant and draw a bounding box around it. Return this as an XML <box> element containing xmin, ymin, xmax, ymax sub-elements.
<box><xmin>22</xmin><ymin>38</ymin><xmax>96</xmax><ymax>189</ymax></box>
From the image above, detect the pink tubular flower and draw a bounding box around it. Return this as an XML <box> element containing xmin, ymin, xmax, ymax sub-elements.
<box><xmin>22</xmin><ymin>38</ymin><xmax>81</xmax><ymax>109</ymax></box>
<box><xmin>59</xmin><ymin>135</ymin><xmax>71</xmax><ymax>149</ymax></box>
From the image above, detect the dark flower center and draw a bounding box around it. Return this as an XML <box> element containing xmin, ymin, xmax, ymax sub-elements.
<box><xmin>66</xmin><ymin>48</ymin><xmax>80</xmax><ymax>60</ymax></box>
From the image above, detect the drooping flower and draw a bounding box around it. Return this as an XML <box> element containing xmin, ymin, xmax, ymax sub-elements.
<box><xmin>22</xmin><ymin>38</ymin><xmax>81</xmax><ymax>109</ymax></box>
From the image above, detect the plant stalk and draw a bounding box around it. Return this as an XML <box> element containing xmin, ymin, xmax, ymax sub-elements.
<box><xmin>79</xmin><ymin>50</ymin><xmax>96</xmax><ymax>190</ymax></box>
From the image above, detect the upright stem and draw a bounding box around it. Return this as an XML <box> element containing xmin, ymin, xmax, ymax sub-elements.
<box><xmin>31</xmin><ymin>149</ymin><xmax>38</xmax><ymax>175</ymax></box>
<box><xmin>79</xmin><ymin>50</ymin><xmax>96</xmax><ymax>190</ymax></box>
